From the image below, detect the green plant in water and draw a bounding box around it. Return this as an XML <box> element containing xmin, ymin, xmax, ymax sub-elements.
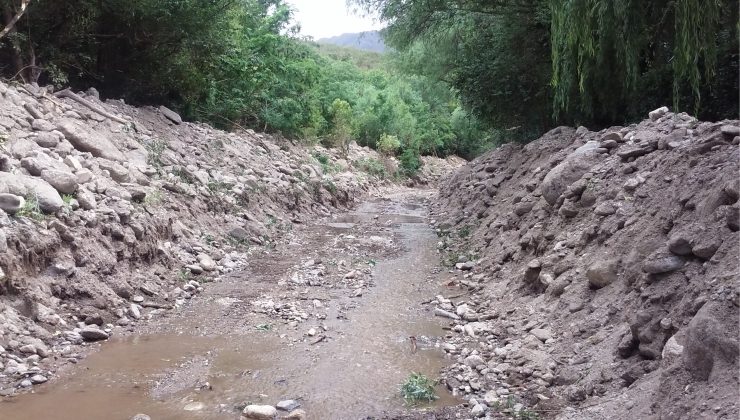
<box><xmin>400</xmin><ymin>372</ymin><xmax>438</xmax><ymax>404</ymax></box>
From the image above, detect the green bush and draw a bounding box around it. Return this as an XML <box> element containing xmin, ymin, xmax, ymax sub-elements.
<box><xmin>399</xmin><ymin>149</ymin><xmax>422</xmax><ymax>177</ymax></box>
<box><xmin>355</xmin><ymin>158</ymin><xmax>387</xmax><ymax>179</ymax></box>
<box><xmin>377</xmin><ymin>133</ymin><xmax>401</xmax><ymax>156</ymax></box>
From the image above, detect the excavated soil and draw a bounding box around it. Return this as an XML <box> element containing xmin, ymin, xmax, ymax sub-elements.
<box><xmin>428</xmin><ymin>111</ymin><xmax>739</xmax><ymax>419</ymax></box>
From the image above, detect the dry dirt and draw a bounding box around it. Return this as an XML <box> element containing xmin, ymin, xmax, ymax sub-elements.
<box><xmin>429</xmin><ymin>109</ymin><xmax>739</xmax><ymax>420</ymax></box>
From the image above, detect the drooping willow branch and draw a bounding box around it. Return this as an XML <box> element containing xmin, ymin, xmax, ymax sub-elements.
<box><xmin>0</xmin><ymin>0</ymin><xmax>31</xmax><ymax>41</ymax></box>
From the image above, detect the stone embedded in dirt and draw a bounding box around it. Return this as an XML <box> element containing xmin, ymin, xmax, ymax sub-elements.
<box><xmin>186</xmin><ymin>264</ymin><xmax>204</xmax><ymax>275</ymax></box>
<box><xmin>30</xmin><ymin>374</ymin><xmax>48</xmax><ymax>384</ymax></box>
<box><xmin>159</xmin><ymin>106</ymin><xmax>183</xmax><ymax>124</ymax></box>
<box><xmin>197</xmin><ymin>254</ymin><xmax>217</xmax><ymax>272</ymax></box>
<box><xmin>0</xmin><ymin>172</ymin><xmax>64</xmax><ymax>213</ymax></box>
<box><xmin>183</xmin><ymin>402</ymin><xmax>205</xmax><ymax>411</ymax></box>
<box><xmin>642</xmin><ymin>253</ymin><xmax>684</xmax><ymax>274</ymax></box>
<box><xmin>57</xmin><ymin>119</ymin><xmax>126</xmax><ymax>161</ymax></box>
<box><xmin>455</xmin><ymin>261</ymin><xmax>475</xmax><ymax>270</ymax></box>
<box><xmin>31</xmin><ymin>119</ymin><xmax>55</xmax><ymax>132</ymax></box>
<box><xmin>662</xmin><ymin>335</ymin><xmax>684</xmax><ymax>360</ymax></box>
<box><xmin>276</xmin><ymin>400</ymin><xmax>300</xmax><ymax>411</ymax></box>
<box><xmin>530</xmin><ymin>328</ymin><xmax>552</xmax><ymax>342</ymax></box>
<box><xmin>623</xmin><ymin>175</ymin><xmax>645</xmax><ymax>191</ymax></box>
<box><xmin>434</xmin><ymin>307</ymin><xmax>461</xmax><ymax>320</ymax></box>
<box><xmin>541</xmin><ymin>146</ymin><xmax>598</xmax><ymax>205</ymax></box>
<box><xmin>471</xmin><ymin>403</ymin><xmax>486</xmax><ymax>417</ymax></box>
<box><xmin>0</xmin><ymin>193</ymin><xmax>24</xmax><ymax>214</ymax></box>
<box><xmin>523</xmin><ymin>259</ymin><xmax>542</xmax><ymax>284</ymax></box>
<box><xmin>129</xmin><ymin>304</ymin><xmax>142</xmax><ymax>320</ymax></box>
<box><xmin>720</xmin><ymin>124</ymin><xmax>740</xmax><ymax>137</ymax></box>
<box><xmin>593</xmin><ymin>201</ymin><xmax>616</xmax><ymax>216</ymax></box>
<box><xmin>79</xmin><ymin>326</ymin><xmax>109</xmax><ymax>342</ymax></box>
<box><xmin>464</xmin><ymin>354</ymin><xmax>485</xmax><ymax>367</ymax></box>
<box><xmin>667</xmin><ymin>234</ymin><xmax>693</xmax><ymax>255</ymax></box>
<box><xmin>284</xmin><ymin>409</ymin><xmax>306</xmax><ymax>420</ymax></box>
<box><xmin>130</xmin><ymin>415</ymin><xmax>151</xmax><ymax>420</ymax></box>
<box><xmin>586</xmin><ymin>259</ymin><xmax>618</xmax><ymax>289</ymax></box>
<box><xmin>242</xmin><ymin>404</ymin><xmax>278</xmax><ymax>420</ymax></box>
<box><xmin>40</xmin><ymin>169</ymin><xmax>78</xmax><ymax>194</ymax></box>
<box><xmin>343</xmin><ymin>270</ymin><xmax>358</xmax><ymax>279</ymax></box>
<box><xmin>35</xmin><ymin>132</ymin><xmax>61</xmax><ymax>149</ymax></box>
<box><xmin>691</xmin><ymin>237</ymin><xmax>721</xmax><ymax>260</ymax></box>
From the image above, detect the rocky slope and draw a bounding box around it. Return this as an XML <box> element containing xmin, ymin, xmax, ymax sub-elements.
<box><xmin>0</xmin><ymin>81</ymin><xmax>459</xmax><ymax>394</ymax></box>
<box><xmin>429</xmin><ymin>108</ymin><xmax>739</xmax><ymax>419</ymax></box>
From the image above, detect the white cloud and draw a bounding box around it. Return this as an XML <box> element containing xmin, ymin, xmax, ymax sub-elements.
<box><xmin>286</xmin><ymin>0</ymin><xmax>383</xmax><ymax>39</ymax></box>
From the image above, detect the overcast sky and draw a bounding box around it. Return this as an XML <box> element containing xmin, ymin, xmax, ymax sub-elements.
<box><xmin>286</xmin><ymin>0</ymin><xmax>384</xmax><ymax>39</ymax></box>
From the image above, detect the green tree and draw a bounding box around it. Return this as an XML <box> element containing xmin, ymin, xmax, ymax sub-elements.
<box><xmin>330</xmin><ymin>98</ymin><xmax>353</xmax><ymax>158</ymax></box>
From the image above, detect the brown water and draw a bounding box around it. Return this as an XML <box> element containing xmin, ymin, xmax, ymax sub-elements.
<box><xmin>0</xmin><ymin>191</ymin><xmax>457</xmax><ymax>420</ymax></box>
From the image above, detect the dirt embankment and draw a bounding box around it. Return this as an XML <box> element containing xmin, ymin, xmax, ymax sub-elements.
<box><xmin>429</xmin><ymin>108</ymin><xmax>739</xmax><ymax>419</ymax></box>
<box><xmin>0</xmin><ymin>81</ymin><xmax>460</xmax><ymax>394</ymax></box>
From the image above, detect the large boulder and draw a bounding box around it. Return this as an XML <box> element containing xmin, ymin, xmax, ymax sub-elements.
<box><xmin>20</xmin><ymin>152</ymin><xmax>70</xmax><ymax>176</ymax></box>
<box><xmin>0</xmin><ymin>172</ymin><xmax>64</xmax><ymax>213</ymax></box>
<box><xmin>541</xmin><ymin>142</ymin><xmax>600</xmax><ymax>205</ymax></box>
<box><xmin>586</xmin><ymin>258</ymin><xmax>619</xmax><ymax>289</ymax></box>
<box><xmin>56</xmin><ymin>119</ymin><xmax>125</xmax><ymax>161</ymax></box>
<box><xmin>40</xmin><ymin>169</ymin><xmax>78</xmax><ymax>194</ymax></box>
<box><xmin>683</xmin><ymin>303</ymin><xmax>739</xmax><ymax>380</ymax></box>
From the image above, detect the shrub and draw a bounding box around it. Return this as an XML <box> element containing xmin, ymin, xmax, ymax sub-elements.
<box><xmin>377</xmin><ymin>133</ymin><xmax>401</xmax><ymax>156</ymax></box>
<box><xmin>355</xmin><ymin>158</ymin><xmax>387</xmax><ymax>179</ymax></box>
<box><xmin>400</xmin><ymin>372</ymin><xmax>438</xmax><ymax>404</ymax></box>
<box><xmin>399</xmin><ymin>149</ymin><xmax>422</xmax><ymax>177</ymax></box>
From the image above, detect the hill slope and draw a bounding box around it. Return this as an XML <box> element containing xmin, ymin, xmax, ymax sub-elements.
<box><xmin>318</xmin><ymin>31</ymin><xmax>387</xmax><ymax>53</ymax></box>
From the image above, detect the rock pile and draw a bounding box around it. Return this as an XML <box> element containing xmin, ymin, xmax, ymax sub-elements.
<box><xmin>430</xmin><ymin>108</ymin><xmax>739</xmax><ymax>419</ymax></box>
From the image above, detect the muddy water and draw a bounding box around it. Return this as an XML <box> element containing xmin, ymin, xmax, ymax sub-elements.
<box><xmin>0</xmin><ymin>192</ymin><xmax>457</xmax><ymax>419</ymax></box>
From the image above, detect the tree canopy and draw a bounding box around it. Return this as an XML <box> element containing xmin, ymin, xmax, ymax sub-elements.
<box><xmin>0</xmin><ymin>0</ymin><xmax>736</xmax><ymax>167</ymax></box>
<box><xmin>352</xmin><ymin>0</ymin><xmax>738</xmax><ymax>135</ymax></box>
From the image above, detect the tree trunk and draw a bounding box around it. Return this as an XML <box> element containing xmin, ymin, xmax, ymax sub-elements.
<box><xmin>1</xmin><ymin>2</ymin><xmax>25</xmax><ymax>80</ymax></box>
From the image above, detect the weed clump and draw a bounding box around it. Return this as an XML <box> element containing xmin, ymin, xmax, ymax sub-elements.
<box><xmin>400</xmin><ymin>372</ymin><xmax>438</xmax><ymax>404</ymax></box>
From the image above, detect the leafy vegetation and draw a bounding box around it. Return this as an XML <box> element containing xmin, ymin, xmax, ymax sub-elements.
<box><xmin>352</xmin><ymin>0</ymin><xmax>738</xmax><ymax>137</ymax></box>
<box><xmin>1</xmin><ymin>0</ymin><xmax>735</xmax><ymax>163</ymax></box>
<box><xmin>400</xmin><ymin>372</ymin><xmax>438</xmax><ymax>404</ymax></box>
<box><xmin>355</xmin><ymin>158</ymin><xmax>388</xmax><ymax>179</ymax></box>
<box><xmin>0</xmin><ymin>0</ymin><xmax>494</xmax><ymax>165</ymax></box>
<box><xmin>16</xmin><ymin>194</ymin><xmax>42</xmax><ymax>220</ymax></box>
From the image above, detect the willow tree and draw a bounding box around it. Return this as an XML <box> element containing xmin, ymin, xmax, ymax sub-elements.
<box><xmin>550</xmin><ymin>0</ymin><xmax>738</xmax><ymax>121</ymax></box>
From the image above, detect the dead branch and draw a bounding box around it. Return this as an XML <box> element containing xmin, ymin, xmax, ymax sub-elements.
<box><xmin>54</xmin><ymin>88</ymin><xmax>128</xmax><ymax>124</ymax></box>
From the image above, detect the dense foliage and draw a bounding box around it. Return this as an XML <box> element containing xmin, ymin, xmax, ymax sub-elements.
<box><xmin>0</xmin><ymin>0</ymin><xmax>494</xmax><ymax>165</ymax></box>
<box><xmin>352</xmin><ymin>0</ymin><xmax>738</xmax><ymax>137</ymax></box>
<box><xmin>1</xmin><ymin>0</ymin><xmax>735</xmax><ymax>164</ymax></box>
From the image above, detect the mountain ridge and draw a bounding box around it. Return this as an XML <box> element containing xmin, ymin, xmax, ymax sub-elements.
<box><xmin>318</xmin><ymin>30</ymin><xmax>387</xmax><ymax>53</ymax></box>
